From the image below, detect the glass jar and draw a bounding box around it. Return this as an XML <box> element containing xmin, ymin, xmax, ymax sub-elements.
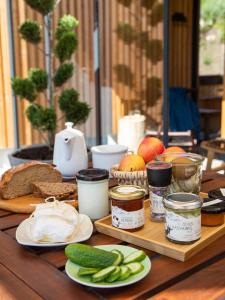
<box><xmin>76</xmin><ymin>168</ymin><xmax>109</xmax><ymax>220</ymax></box>
<box><xmin>109</xmin><ymin>185</ymin><xmax>145</xmax><ymax>231</ymax></box>
<box><xmin>163</xmin><ymin>192</ymin><xmax>202</xmax><ymax>244</ymax></box>
<box><xmin>147</xmin><ymin>161</ymin><xmax>172</xmax><ymax>222</ymax></box>
<box><xmin>157</xmin><ymin>153</ymin><xmax>204</xmax><ymax>195</ymax></box>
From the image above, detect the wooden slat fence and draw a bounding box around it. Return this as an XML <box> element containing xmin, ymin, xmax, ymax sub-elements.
<box><xmin>0</xmin><ymin>0</ymin><xmax>198</xmax><ymax>148</ymax></box>
<box><xmin>0</xmin><ymin>0</ymin><xmax>14</xmax><ymax>148</ymax></box>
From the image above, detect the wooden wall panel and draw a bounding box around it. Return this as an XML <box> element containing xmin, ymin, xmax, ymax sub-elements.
<box><xmin>169</xmin><ymin>0</ymin><xmax>193</xmax><ymax>88</ymax></box>
<box><xmin>0</xmin><ymin>0</ymin><xmax>14</xmax><ymax>148</ymax></box>
<box><xmin>100</xmin><ymin>0</ymin><xmax>164</xmax><ymax>135</ymax></box>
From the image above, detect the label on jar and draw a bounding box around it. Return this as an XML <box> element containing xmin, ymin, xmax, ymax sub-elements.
<box><xmin>165</xmin><ymin>209</ymin><xmax>201</xmax><ymax>242</ymax></box>
<box><xmin>150</xmin><ymin>191</ymin><xmax>164</xmax><ymax>214</ymax></box>
<box><xmin>111</xmin><ymin>205</ymin><xmax>144</xmax><ymax>229</ymax></box>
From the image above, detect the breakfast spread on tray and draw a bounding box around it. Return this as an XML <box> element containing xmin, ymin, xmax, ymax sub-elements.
<box><xmin>1</xmin><ymin>133</ymin><xmax>224</xmax><ymax>286</ymax></box>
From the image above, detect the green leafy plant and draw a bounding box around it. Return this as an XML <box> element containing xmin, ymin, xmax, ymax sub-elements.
<box><xmin>12</xmin><ymin>1</ymin><xmax>91</xmax><ymax>147</ymax></box>
<box><xmin>19</xmin><ymin>20</ymin><xmax>41</xmax><ymax>44</ymax></box>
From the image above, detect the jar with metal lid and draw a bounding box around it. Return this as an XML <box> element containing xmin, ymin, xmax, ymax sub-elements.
<box><xmin>109</xmin><ymin>185</ymin><xmax>145</xmax><ymax>231</ymax></box>
<box><xmin>76</xmin><ymin>168</ymin><xmax>109</xmax><ymax>220</ymax></box>
<box><xmin>163</xmin><ymin>193</ymin><xmax>202</xmax><ymax>244</ymax></box>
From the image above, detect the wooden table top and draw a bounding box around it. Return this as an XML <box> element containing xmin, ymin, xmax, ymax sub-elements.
<box><xmin>0</xmin><ymin>172</ymin><xmax>225</xmax><ymax>300</ymax></box>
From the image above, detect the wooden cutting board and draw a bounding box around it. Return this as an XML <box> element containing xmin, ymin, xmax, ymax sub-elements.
<box><xmin>0</xmin><ymin>194</ymin><xmax>78</xmax><ymax>213</ymax></box>
<box><xmin>95</xmin><ymin>196</ymin><xmax>225</xmax><ymax>262</ymax></box>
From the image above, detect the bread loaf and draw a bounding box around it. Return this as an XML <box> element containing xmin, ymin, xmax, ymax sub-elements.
<box><xmin>0</xmin><ymin>161</ymin><xmax>62</xmax><ymax>199</ymax></box>
<box><xmin>32</xmin><ymin>182</ymin><xmax>76</xmax><ymax>200</ymax></box>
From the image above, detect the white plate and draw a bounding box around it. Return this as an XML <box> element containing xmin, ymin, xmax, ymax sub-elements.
<box><xmin>65</xmin><ymin>244</ymin><xmax>151</xmax><ymax>288</ymax></box>
<box><xmin>16</xmin><ymin>214</ymin><xmax>93</xmax><ymax>247</ymax></box>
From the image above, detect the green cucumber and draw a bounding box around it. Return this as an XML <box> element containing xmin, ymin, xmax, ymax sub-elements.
<box><xmin>126</xmin><ymin>262</ymin><xmax>144</xmax><ymax>275</ymax></box>
<box><xmin>123</xmin><ymin>250</ymin><xmax>146</xmax><ymax>264</ymax></box>
<box><xmin>106</xmin><ymin>266</ymin><xmax>121</xmax><ymax>283</ymax></box>
<box><xmin>111</xmin><ymin>250</ymin><xmax>124</xmax><ymax>265</ymax></box>
<box><xmin>91</xmin><ymin>266</ymin><xmax>116</xmax><ymax>282</ymax></box>
<box><xmin>118</xmin><ymin>266</ymin><xmax>131</xmax><ymax>281</ymax></box>
<box><xmin>65</xmin><ymin>244</ymin><xmax>118</xmax><ymax>268</ymax></box>
<box><xmin>78</xmin><ymin>267</ymin><xmax>100</xmax><ymax>276</ymax></box>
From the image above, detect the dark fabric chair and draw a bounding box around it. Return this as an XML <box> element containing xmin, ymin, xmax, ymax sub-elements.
<box><xmin>169</xmin><ymin>87</ymin><xmax>200</xmax><ymax>141</ymax></box>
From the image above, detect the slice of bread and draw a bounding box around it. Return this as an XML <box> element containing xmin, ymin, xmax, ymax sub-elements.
<box><xmin>0</xmin><ymin>161</ymin><xmax>62</xmax><ymax>199</ymax></box>
<box><xmin>32</xmin><ymin>182</ymin><xmax>76</xmax><ymax>200</ymax></box>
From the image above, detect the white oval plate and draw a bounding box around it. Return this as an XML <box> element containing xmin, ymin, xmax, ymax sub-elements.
<box><xmin>65</xmin><ymin>244</ymin><xmax>151</xmax><ymax>288</ymax></box>
<box><xmin>16</xmin><ymin>214</ymin><xmax>93</xmax><ymax>247</ymax></box>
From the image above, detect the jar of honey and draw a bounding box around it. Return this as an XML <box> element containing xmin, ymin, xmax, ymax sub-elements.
<box><xmin>109</xmin><ymin>185</ymin><xmax>145</xmax><ymax>231</ymax></box>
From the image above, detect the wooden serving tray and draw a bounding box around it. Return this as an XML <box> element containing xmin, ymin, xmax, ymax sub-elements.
<box><xmin>95</xmin><ymin>198</ymin><xmax>225</xmax><ymax>262</ymax></box>
<box><xmin>0</xmin><ymin>194</ymin><xmax>78</xmax><ymax>214</ymax></box>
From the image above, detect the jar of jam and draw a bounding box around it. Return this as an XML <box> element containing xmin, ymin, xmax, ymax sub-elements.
<box><xmin>109</xmin><ymin>185</ymin><xmax>145</xmax><ymax>231</ymax></box>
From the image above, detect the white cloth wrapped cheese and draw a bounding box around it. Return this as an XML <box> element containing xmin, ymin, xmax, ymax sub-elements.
<box><xmin>28</xmin><ymin>198</ymin><xmax>79</xmax><ymax>243</ymax></box>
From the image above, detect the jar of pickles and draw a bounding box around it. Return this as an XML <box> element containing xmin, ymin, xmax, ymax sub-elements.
<box><xmin>109</xmin><ymin>185</ymin><xmax>145</xmax><ymax>231</ymax></box>
<box><xmin>163</xmin><ymin>193</ymin><xmax>202</xmax><ymax>244</ymax></box>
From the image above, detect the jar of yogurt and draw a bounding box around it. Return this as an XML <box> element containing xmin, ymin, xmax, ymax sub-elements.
<box><xmin>163</xmin><ymin>193</ymin><xmax>202</xmax><ymax>244</ymax></box>
<box><xmin>76</xmin><ymin>168</ymin><xmax>109</xmax><ymax>220</ymax></box>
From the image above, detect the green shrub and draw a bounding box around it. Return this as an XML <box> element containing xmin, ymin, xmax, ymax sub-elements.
<box><xmin>59</xmin><ymin>89</ymin><xmax>91</xmax><ymax>124</ymax></box>
<box><xmin>55</xmin><ymin>32</ymin><xmax>78</xmax><ymax>62</ymax></box>
<box><xmin>12</xmin><ymin>78</ymin><xmax>37</xmax><ymax>102</ymax></box>
<box><xmin>19</xmin><ymin>20</ymin><xmax>41</xmax><ymax>44</ymax></box>
<box><xmin>12</xmin><ymin>3</ymin><xmax>91</xmax><ymax>147</ymax></box>
<box><xmin>53</xmin><ymin>63</ymin><xmax>74</xmax><ymax>87</ymax></box>
<box><xmin>29</xmin><ymin>68</ymin><xmax>48</xmax><ymax>92</ymax></box>
<box><xmin>24</xmin><ymin>0</ymin><xmax>56</xmax><ymax>15</ymax></box>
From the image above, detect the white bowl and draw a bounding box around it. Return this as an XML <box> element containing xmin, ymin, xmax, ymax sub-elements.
<box><xmin>91</xmin><ymin>144</ymin><xmax>128</xmax><ymax>171</ymax></box>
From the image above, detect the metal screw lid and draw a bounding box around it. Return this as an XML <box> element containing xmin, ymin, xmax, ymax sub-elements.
<box><xmin>109</xmin><ymin>185</ymin><xmax>145</xmax><ymax>200</ymax></box>
<box><xmin>163</xmin><ymin>193</ymin><xmax>202</xmax><ymax>210</ymax></box>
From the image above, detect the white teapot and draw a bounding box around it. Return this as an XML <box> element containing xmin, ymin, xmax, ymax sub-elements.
<box><xmin>53</xmin><ymin>122</ymin><xmax>88</xmax><ymax>177</ymax></box>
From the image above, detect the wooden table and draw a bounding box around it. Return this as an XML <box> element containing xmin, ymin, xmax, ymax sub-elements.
<box><xmin>0</xmin><ymin>173</ymin><xmax>225</xmax><ymax>300</ymax></box>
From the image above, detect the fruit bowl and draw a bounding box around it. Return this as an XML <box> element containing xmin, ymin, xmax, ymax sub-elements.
<box><xmin>110</xmin><ymin>165</ymin><xmax>148</xmax><ymax>194</ymax></box>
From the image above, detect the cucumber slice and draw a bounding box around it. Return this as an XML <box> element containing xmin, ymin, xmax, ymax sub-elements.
<box><xmin>105</xmin><ymin>266</ymin><xmax>121</xmax><ymax>283</ymax></box>
<box><xmin>78</xmin><ymin>267</ymin><xmax>100</xmax><ymax>276</ymax></box>
<box><xmin>91</xmin><ymin>266</ymin><xmax>116</xmax><ymax>283</ymax></box>
<box><xmin>123</xmin><ymin>250</ymin><xmax>146</xmax><ymax>264</ymax></box>
<box><xmin>126</xmin><ymin>262</ymin><xmax>144</xmax><ymax>275</ymax></box>
<box><xmin>118</xmin><ymin>266</ymin><xmax>131</xmax><ymax>281</ymax></box>
<box><xmin>111</xmin><ymin>250</ymin><xmax>124</xmax><ymax>265</ymax></box>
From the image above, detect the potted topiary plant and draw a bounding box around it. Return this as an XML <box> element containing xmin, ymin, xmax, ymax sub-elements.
<box><xmin>9</xmin><ymin>0</ymin><xmax>91</xmax><ymax>166</ymax></box>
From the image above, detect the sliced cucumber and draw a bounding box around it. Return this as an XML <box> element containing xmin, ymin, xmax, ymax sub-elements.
<box><xmin>91</xmin><ymin>266</ymin><xmax>116</xmax><ymax>283</ymax></box>
<box><xmin>105</xmin><ymin>266</ymin><xmax>121</xmax><ymax>283</ymax></box>
<box><xmin>123</xmin><ymin>250</ymin><xmax>146</xmax><ymax>264</ymax></box>
<box><xmin>126</xmin><ymin>262</ymin><xmax>144</xmax><ymax>275</ymax></box>
<box><xmin>78</xmin><ymin>267</ymin><xmax>100</xmax><ymax>276</ymax></box>
<box><xmin>111</xmin><ymin>250</ymin><xmax>124</xmax><ymax>265</ymax></box>
<box><xmin>118</xmin><ymin>266</ymin><xmax>131</xmax><ymax>281</ymax></box>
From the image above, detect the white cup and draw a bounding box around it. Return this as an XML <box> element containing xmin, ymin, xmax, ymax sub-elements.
<box><xmin>91</xmin><ymin>144</ymin><xmax>128</xmax><ymax>171</ymax></box>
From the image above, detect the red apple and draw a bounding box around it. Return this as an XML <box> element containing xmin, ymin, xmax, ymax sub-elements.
<box><xmin>164</xmin><ymin>146</ymin><xmax>185</xmax><ymax>154</ymax></box>
<box><xmin>138</xmin><ymin>137</ymin><xmax>165</xmax><ymax>163</ymax></box>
